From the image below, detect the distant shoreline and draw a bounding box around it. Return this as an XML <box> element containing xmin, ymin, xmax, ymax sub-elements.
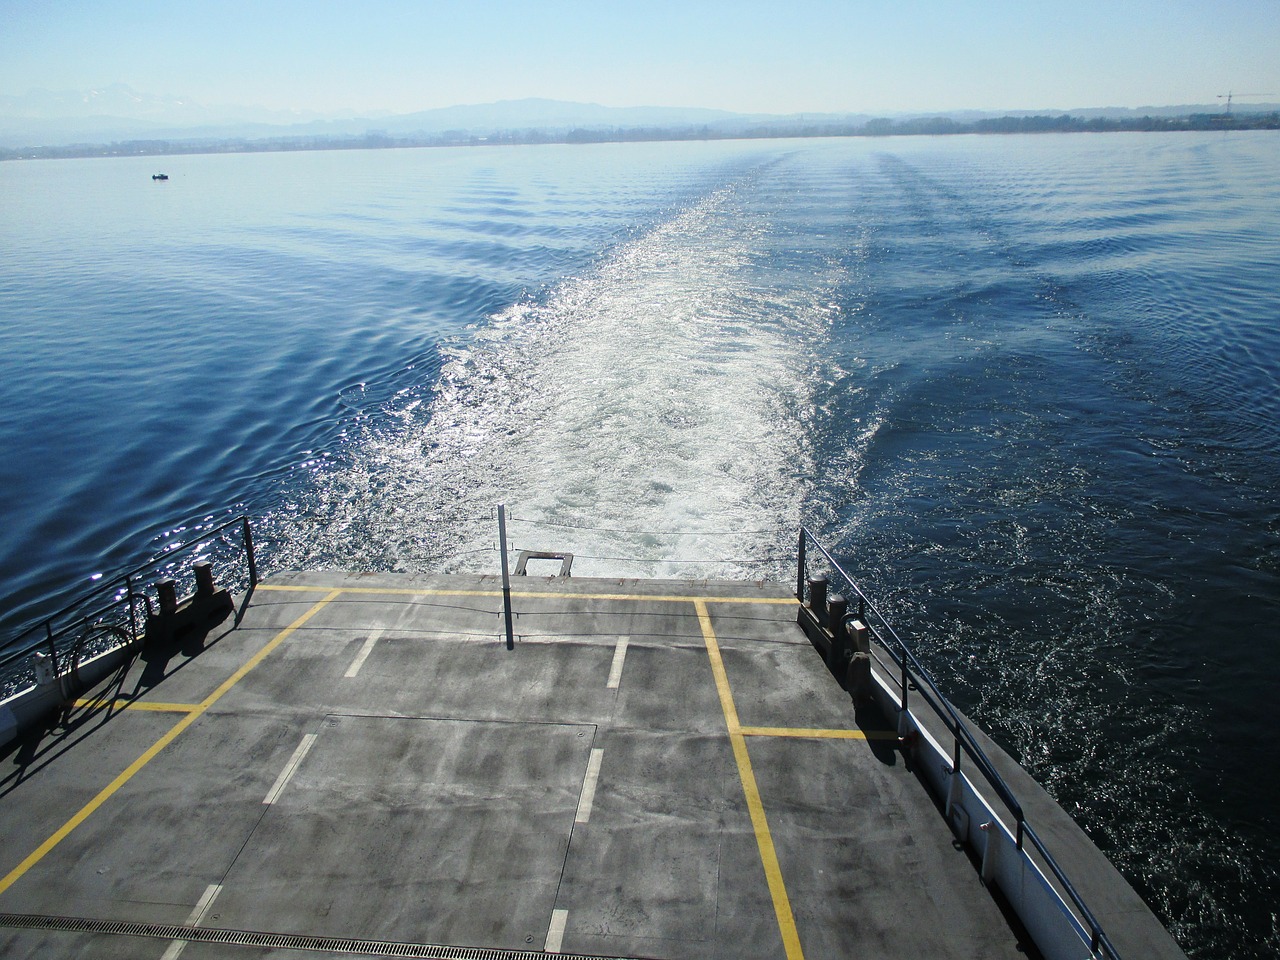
<box><xmin>3</xmin><ymin>110</ymin><xmax>1277</xmax><ymax>161</ymax></box>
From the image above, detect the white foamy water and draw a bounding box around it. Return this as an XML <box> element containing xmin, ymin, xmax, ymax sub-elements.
<box><xmin>286</xmin><ymin>181</ymin><xmax>839</xmax><ymax>579</ymax></box>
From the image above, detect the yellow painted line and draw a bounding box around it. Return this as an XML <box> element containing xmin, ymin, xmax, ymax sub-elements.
<box><xmin>198</xmin><ymin>591</ymin><xmax>340</xmax><ymax>708</ymax></box>
<box><xmin>697</xmin><ymin>600</ymin><xmax>804</xmax><ymax>960</ymax></box>
<box><xmin>0</xmin><ymin>590</ymin><xmax>340</xmax><ymax>900</ymax></box>
<box><xmin>497</xmin><ymin>591</ymin><xmax>796</xmax><ymax>606</ymax></box>
<box><xmin>258</xmin><ymin>582</ymin><xmax>798</xmax><ymax>606</ymax></box>
<box><xmin>255</xmin><ymin>584</ymin><xmax>340</xmax><ymax>592</ymax></box>
<box><xmin>739</xmin><ymin>725</ymin><xmax>900</xmax><ymax>741</ymax></box>
<box><xmin>258</xmin><ymin>584</ymin><xmax>499</xmax><ymax>597</ymax></box>
<box><xmin>72</xmin><ymin>699</ymin><xmax>203</xmax><ymax>714</ymax></box>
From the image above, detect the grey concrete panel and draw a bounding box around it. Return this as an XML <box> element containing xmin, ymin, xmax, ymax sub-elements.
<box><xmin>1</xmin><ymin>711</ymin><xmax>308</xmax><ymax>921</ymax></box>
<box><xmin>609</xmin><ymin>642</ymin><xmax>726</xmax><ymax>735</ymax></box>
<box><xmin>555</xmin><ymin>729</ymin><xmax>733</xmax><ymax>947</ymax></box>
<box><xmin>348</xmin><ymin>634</ymin><xmax>619</xmax><ymax>726</ymax></box>
<box><xmin>208</xmin><ymin>715</ymin><xmax>592</xmax><ymax>951</ymax></box>
<box><xmin>0</xmin><ymin>708</ymin><xmax>179</xmax><ymax>882</ymax></box>
<box><xmin>719</xmin><ymin>641</ymin><xmax>858</xmax><ymax>733</ymax></box>
<box><xmin>748</xmin><ymin>735</ymin><xmax>1029</xmax><ymax>959</ymax></box>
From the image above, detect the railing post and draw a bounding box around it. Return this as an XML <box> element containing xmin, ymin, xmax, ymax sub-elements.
<box><xmin>125</xmin><ymin>575</ymin><xmax>138</xmax><ymax>645</ymax></box>
<box><xmin>897</xmin><ymin>651</ymin><xmax>911</xmax><ymax>737</ymax></box>
<box><xmin>242</xmin><ymin>516</ymin><xmax>259</xmax><ymax>588</ymax></box>
<box><xmin>498</xmin><ymin>505</ymin><xmax>515</xmax><ymax>651</ymax></box>
<box><xmin>71</xmin><ymin>615</ymin><xmax>89</xmax><ymax>682</ymax></box>
<box><xmin>945</xmin><ymin>733</ymin><xmax>964</xmax><ymax>820</ymax></box>
<box><xmin>796</xmin><ymin>528</ymin><xmax>806</xmax><ymax>601</ymax></box>
<box><xmin>44</xmin><ymin>621</ymin><xmax>59</xmax><ymax>677</ymax></box>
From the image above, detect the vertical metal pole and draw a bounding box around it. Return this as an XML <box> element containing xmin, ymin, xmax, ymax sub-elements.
<box><xmin>900</xmin><ymin>655</ymin><xmax>909</xmax><ymax>713</ymax></box>
<box><xmin>498</xmin><ymin>505</ymin><xmax>515</xmax><ymax>650</ymax></box>
<box><xmin>796</xmin><ymin>527</ymin><xmax>806</xmax><ymax>601</ymax></box>
<box><xmin>896</xmin><ymin>650</ymin><xmax>910</xmax><ymax>737</ymax></box>
<box><xmin>944</xmin><ymin>733</ymin><xmax>959</xmax><ymax>818</ymax></box>
<box><xmin>45</xmin><ymin>621</ymin><xmax>59</xmax><ymax>676</ymax></box>
<box><xmin>74</xmin><ymin>615</ymin><xmax>89</xmax><ymax>677</ymax></box>
<box><xmin>242</xmin><ymin>516</ymin><xmax>259</xmax><ymax>587</ymax></box>
<box><xmin>126</xmin><ymin>575</ymin><xmax>138</xmax><ymax>645</ymax></box>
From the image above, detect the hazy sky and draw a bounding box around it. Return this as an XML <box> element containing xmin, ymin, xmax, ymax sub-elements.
<box><xmin>2</xmin><ymin>0</ymin><xmax>1277</xmax><ymax>116</ymax></box>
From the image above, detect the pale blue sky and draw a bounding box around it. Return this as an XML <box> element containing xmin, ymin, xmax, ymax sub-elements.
<box><xmin>2</xmin><ymin>0</ymin><xmax>1277</xmax><ymax>115</ymax></box>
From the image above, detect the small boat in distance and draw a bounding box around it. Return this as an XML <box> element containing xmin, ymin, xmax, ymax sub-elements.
<box><xmin>152</xmin><ymin>173</ymin><xmax>169</xmax><ymax>181</ymax></box>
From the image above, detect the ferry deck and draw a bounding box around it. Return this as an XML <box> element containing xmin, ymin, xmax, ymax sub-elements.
<box><xmin>0</xmin><ymin>567</ymin><xmax>1188</xmax><ymax>959</ymax></box>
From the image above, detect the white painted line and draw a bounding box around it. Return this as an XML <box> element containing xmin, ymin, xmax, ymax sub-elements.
<box><xmin>160</xmin><ymin>883</ymin><xmax>223</xmax><ymax>960</ymax></box>
<box><xmin>263</xmin><ymin>733</ymin><xmax>318</xmax><ymax>805</ymax></box>
<box><xmin>606</xmin><ymin>636</ymin><xmax>630</xmax><ymax>689</ymax></box>
<box><xmin>575</xmin><ymin>748</ymin><xmax>604</xmax><ymax>824</ymax></box>
<box><xmin>545</xmin><ymin>908</ymin><xmax>568</xmax><ymax>953</ymax></box>
<box><xmin>344</xmin><ymin>629</ymin><xmax>384</xmax><ymax>678</ymax></box>
<box><xmin>186</xmin><ymin>883</ymin><xmax>223</xmax><ymax>925</ymax></box>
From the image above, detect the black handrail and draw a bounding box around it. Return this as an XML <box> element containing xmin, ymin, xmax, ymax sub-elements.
<box><xmin>799</xmin><ymin>526</ymin><xmax>1119</xmax><ymax>959</ymax></box>
<box><xmin>1</xmin><ymin>516</ymin><xmax>258</xmax><ymax>677</ymax></box>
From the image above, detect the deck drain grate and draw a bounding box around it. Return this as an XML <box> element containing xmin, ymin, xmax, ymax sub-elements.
<box><xmin>0</xmin><ymin>912</ymin><xmax>639</xmax><ymax>959</ymax></box>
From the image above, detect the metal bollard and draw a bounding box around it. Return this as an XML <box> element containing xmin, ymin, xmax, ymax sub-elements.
<box><xmin>847</xmin><ymin>652</ymin><xmax>871</xmax><ymax>702</ymax></box>
<box><xmin>827</xmin><ymin>594</ymin><xmax>848</xmax><ymax>631</ymax></box>
<box><xmin>194</xmin><ymin>562</ymin><xmax>215</xmax><ymax>598</ymax></box>
<box><xmin>157</xmin><ymin>579</ymin><xmax>178</xmax><ymax>616</ymax></box>
<box><xmin>827</xmin><ymin>594</ymin><xmax>849</xmax><ymax>669</ymax></box>
<box><xmin>807</xmin><ymin>576</ymin><xmax>828</xmax><ymax>623</ymax></box>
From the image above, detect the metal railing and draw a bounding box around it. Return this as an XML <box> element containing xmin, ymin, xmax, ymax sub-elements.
<box><xmin>1</xmin><ymin>516</ymin><xmax>258</xmax><ymax>696</ymax></box>
<box><xmin>798</xmin><ymin>525</ymin><xmax>1119</xmax><ymax>959</ymax></box>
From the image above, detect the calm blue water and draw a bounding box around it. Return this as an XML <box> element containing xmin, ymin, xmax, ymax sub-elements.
<box><xmin>2</xmin><ymin>133</ymin><xmax>1278</xmax><ymax>957</ymax></box>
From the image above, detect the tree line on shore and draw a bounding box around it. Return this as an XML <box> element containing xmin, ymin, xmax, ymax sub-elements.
<box><xmin>4</xmin><ymin>110</ymin><xmax>1277</xmax><ymax>161</ymax></box>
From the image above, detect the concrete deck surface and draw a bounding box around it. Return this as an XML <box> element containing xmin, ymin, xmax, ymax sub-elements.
<box><xmin>0</xmin><ymin>571</ymin><xmax>1046</xmax><ymax>959</ymax></box>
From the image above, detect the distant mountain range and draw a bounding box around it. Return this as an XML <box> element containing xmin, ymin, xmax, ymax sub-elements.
<box><xmin>1</xmin><ymin>84</ymin><xmax>1276</xmax><ymax>152</ymax></box>
<box><xmin>0</xmin><ymin>85</ymin><xmax>764</xmax><ymax>148</ymax></box>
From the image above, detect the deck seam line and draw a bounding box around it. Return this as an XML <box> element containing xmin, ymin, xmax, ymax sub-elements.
<box><xmin>739</xmin><ymin>725</ymin><xmax>900</xmax><ymax>740</ymax></box>
<box><xmin>0</xmin><ymin>913</ymin><xmax>616</xmax><ymax>958</ymax></box>
<box><xmin>257</xmin><ymin>583</ymin><xmax>797</xmax><ymax>605</ymax></box>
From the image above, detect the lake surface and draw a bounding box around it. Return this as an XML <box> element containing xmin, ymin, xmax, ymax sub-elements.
<box><xmin>2</xmin><ymin>132</ymin><xmax>1278</xmax><ymax>958</ymax></box>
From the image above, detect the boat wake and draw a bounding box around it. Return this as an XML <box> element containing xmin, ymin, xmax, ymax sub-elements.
<box><xmin>267</xmin><ymin>177</ymin><xmax>838</xmax><ymax>580</ymax></box>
